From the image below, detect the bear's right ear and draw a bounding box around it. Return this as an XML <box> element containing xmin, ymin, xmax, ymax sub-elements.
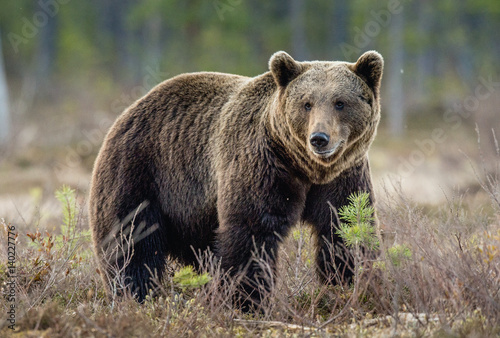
<box><xmin>269</xmin><ymin>51</ymin><xmax>303</xmax><ymax>88</ymax></box>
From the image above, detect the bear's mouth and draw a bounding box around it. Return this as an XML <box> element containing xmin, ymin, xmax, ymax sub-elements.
<box><xmin>310</xmin><ymin>140</ymin><xmax>344</xmax><ymax>158</ymax></box>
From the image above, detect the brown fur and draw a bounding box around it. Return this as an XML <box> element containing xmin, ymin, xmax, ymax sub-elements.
<box><xmin>89</xmin><ymin>51</ymin><xmax>384</xmax><ymax>307</ymax></box>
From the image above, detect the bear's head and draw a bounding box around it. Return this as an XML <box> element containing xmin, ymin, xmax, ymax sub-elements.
<box><xmin>268</xmin><ymin>51</ymin><xmax>383</xmax><ymax>183</ymax></box>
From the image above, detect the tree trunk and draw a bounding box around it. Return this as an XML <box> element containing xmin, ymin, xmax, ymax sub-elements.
<box><xmin>386</xmin><ymin>10</ymin><xmax>405</xmax><ymax>136</ymax></box>
<box><xmin>35</xmin><ymin>2</ymin><xmax>58</xmax><ymax>86</ymax></box>
<box><xmin>290</xmin><ymin>0</ymin><xmax>307</xmax><ymax>60</ymax></box>
<box><xmin>330</xmin><ymin>0</ymin><xmax>350</xmax><ymax>60</ymax></box>
<box><xmin>96</xmin><ymin>0</ymin><xmax>133</xmax><ymax>82</ymax></box>
<box><xmin>0</xmin><ymin>31</ymin><xmax>10</xmax><ymax>145</ymax></box>
<box><xmin>414</xmin><ymin>0</ymin><xmax>432</xmax><ymax>106</ymax></box>
<box><xmin>454</xmin><ymin>3</ymin><xmax>475</xmax><ymax>89</ymax></box>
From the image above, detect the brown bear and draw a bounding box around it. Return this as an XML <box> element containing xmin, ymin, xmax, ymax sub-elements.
<box><xmin>89</xmin><ymin>50</ymin><xmax>383</xmax><ymax>307</ymax></box>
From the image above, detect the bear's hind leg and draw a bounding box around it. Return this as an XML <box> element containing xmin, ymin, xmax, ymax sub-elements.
<box><xmin>104</xmin><ymin>200</ymin><xmax>168</xmax><ymax>302</ymax></box>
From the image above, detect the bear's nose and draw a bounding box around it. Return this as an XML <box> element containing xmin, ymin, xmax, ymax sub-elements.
<box><xmin>309</xmin><ymin>132</ymin><xmax>330</xmax><ymax>149</ymax></box>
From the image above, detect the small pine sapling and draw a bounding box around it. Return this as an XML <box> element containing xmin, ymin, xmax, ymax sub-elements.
<box><xmin>336</xmin><ymin>192</ymin><xmax>379</xmax><ymax>251</ymax></box>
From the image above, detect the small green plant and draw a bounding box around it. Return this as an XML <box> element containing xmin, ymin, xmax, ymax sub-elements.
<box><xmin>334</xmin><ymin>192</ymin><xmax>379</xmax><ymax>307</ymax></box>
<box><xmin>26</xmin><ymin>185</ymin><xmax>92</xmax><ymax>283</ymax></box>
<box><xmin>387</xmin><ymin>244</ymin><xmax>412</xmax><ymax>267</ymax></box>
<box><xmin>55</xmin><ymin>185</ymin><xmax>78</xmax><ymax>241</ymax></box>
<box><xmin>57</xmin><ymin>185</ymin><xmax>92</xmax><ymax>255</ymax></box>
<box><xmin>336</xmin><ymin>192</ymin><xmax>379</xmax><ymax>250</ymax></box>
<box><xmin>172</xmin><ymin>266</ymin><xmax>211</xmax><ymax>291</ymax></box>
<box><xmin>294</xmin><ymin>288</ymin><xmax>335</xmax><ymax>320</ymax></box>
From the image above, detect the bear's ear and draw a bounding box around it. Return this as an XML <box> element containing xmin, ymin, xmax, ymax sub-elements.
<box><xmin>269</xmin><ymin>51</ymin><xmax>303</xmax><ymax>88</ymax></box>
<box><xmin>352</xmin><ymin>51</ymin><xmax>384</xmax><ymax>96</ymax></box>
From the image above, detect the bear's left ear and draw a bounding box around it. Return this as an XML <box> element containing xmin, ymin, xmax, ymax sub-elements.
<box><xmin>269</xmin><ymin>51</ymin><xmax>303</xmax><ymax>88</ymax></box>
<box><xmin>352</xmin><ymin>51</ymin><xmax>384</xmax><ymax>97</ymax></box>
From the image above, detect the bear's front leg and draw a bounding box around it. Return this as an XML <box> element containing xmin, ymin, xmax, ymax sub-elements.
<box><xmin>215</xmin><ymin>175</ymin><xmax>306</xmax><ymax>310</ymax></box>
<box><xmin>216</xmin><ymin>218</ymin><xmax>284</xmax><ymax>310</ymax></box>
<box><xmin>303</xmin><ymin>156</ymin><xmax>376</xmax><ymax>285</ymax></box>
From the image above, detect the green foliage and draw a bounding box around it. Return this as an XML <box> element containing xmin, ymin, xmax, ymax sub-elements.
<box><xmin>336</xmin><ymin>192</ymin><xmax>379</xmax><ymax>250</ymax></box>
<box><xmin>294</xmin><ymin>288</ymin><xmax>337</xmax><ymax>320</ymax></box>
<box><xmin>387</xmin><ymin>244</ymin><xmax>412</xmax><ymax>267</ymax></box>
<box><xmin>172</xmin><ymin>266</ymin><xmax>211</xmax><ymax>291</ymax></box>
<box><xmin>55</xmin><ymin>185</ymin><xmax>78</xmax><ymax>239</ymax></box>
<box><xmin>28</xmin><ymin>185</ymin><xmax>91</xmax><ymax>253</ymax></box>
<box><xmin>26</xmin><ymin>185</ymin><xmax>92</xmax><ymax>283</ymax></box>
<box><xmin>3</xmin><ymin>0</ymin><xmax>499</xmax><ymax>136</ymax></box>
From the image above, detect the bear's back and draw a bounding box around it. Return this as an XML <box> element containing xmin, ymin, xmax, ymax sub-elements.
<box><xmin>151</xmin><ymin>72</ymin><xmax>250</xmax><ymax>222</ymax></box>
<box><xmin>90</xmin><ymin>72</ymin><xmax>249</xmax><ymax>232</ymax></box>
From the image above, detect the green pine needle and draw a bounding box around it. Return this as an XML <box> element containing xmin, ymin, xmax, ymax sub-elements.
<box><xmin>336</xmin><ymin>192</ymin><xmax>379</xmax><ymax>250</ymax></box>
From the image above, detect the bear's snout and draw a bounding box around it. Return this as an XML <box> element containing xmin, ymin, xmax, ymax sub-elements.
<box><xmin>308</xmin><ymin>131</ymin><xmax>345</xmax><ymax>159</ymax></box>
<box><xmin>309</xmin><ymin>132</ymin><xmax>330</xmax><ymax>149</ymax></box>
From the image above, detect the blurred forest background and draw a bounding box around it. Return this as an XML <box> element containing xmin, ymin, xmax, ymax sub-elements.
<box><xmin>0</xmin><ymin>0</ymin><xmax>500</xmax><ymax>224</ymax></box>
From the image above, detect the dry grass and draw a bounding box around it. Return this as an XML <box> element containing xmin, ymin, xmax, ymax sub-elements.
<box><xmin>1</xmin><ymin>139</ymin><xmax>500</xmax><ymax>337</ymax></box>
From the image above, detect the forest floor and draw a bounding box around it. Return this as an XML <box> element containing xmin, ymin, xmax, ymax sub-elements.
<box><xmin>1</xmin><ymin>125</ymin><xmax>499</xmax><ymax>337</ymax></box>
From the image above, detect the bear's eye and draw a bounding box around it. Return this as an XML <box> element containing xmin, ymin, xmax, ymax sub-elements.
<box><xmin>304</xmin><ymin>102</ymin><xmax>312</xmax><ymax>111</ymax></box>
<box><xmin>335</xmin><ymin>101</ymin><xmax>345</xmax><ymax>110</ymax></box>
